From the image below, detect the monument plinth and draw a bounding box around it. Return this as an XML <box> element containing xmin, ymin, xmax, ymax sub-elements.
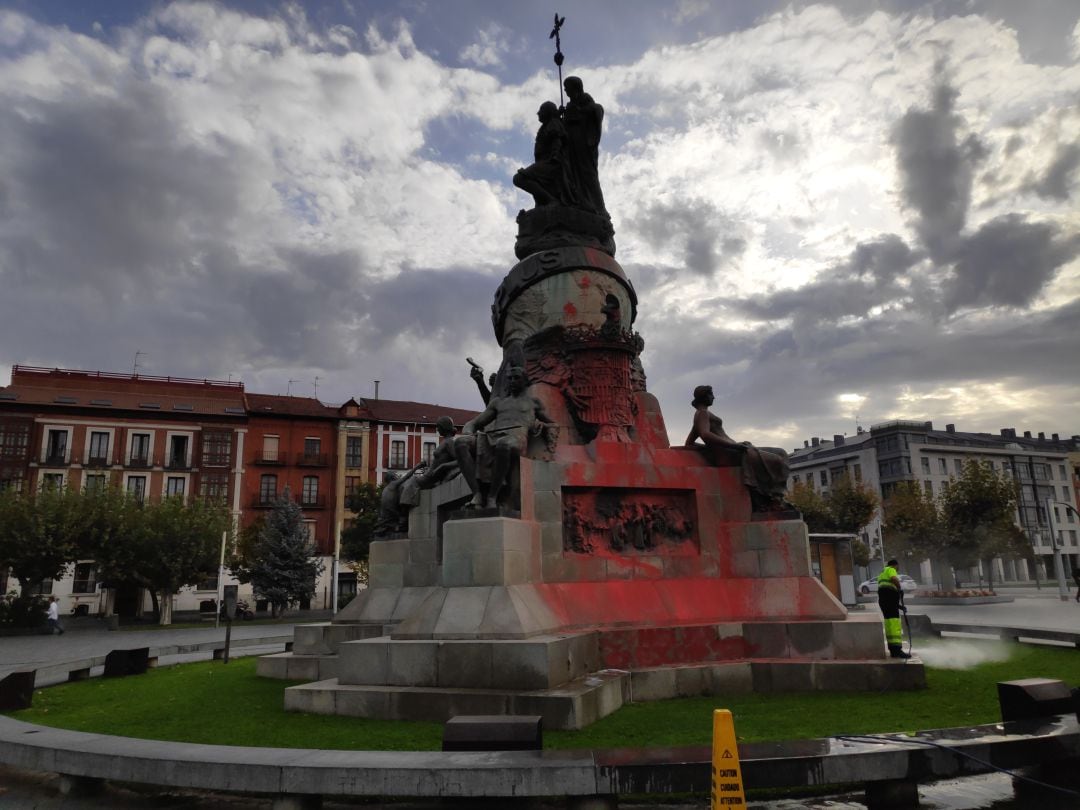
<box><xmin>261</xmin><ymin>59</ymin><xmax>923</xmax><ymax>729</ymax></box>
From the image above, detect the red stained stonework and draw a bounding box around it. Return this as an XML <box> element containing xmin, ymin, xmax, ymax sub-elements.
<box><xmin>599</xmin><ymin>626</ymin><xmax>751</xmax><ymax>669</ymax></box>
<box><xmin>562</xmin><ymin>487</ymin><xmax>697</xmax><ymax>555</ymax></box>
<box><xmin>510</xmin><ymin>443</ymin><xmax>847</xmax><ymax>631</ymax></box>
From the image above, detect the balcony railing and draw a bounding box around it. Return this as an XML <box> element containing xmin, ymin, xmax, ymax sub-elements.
<box><xmin>252</xmin><ymin>451</ymin><xmax>287</xmax><ymax>465</ymax></box>
<box><xmin>298</xmin><ymin>453</ymin><xmax>329</xmax><ymax>467</ymax></box>
<box><xmin>166</xmin><ymin>458</ymin><xmax>191</xmax><ymax>470</ymax></box>
<box><xmin>128</xmin><ymin>455</ymin><xmax>151</xmax><ymax>468</ymax></box>
<box><xmin>44</xmin><ymin>452</ymin><xmax>67</xmax><ymax>466</ymax></box>
<box><xmin>0</xmin><ymin>449</ymin><xmax>29</xmax><ymax>463</ymax></box>
<box><xmin>251</xmin><ymin>492</ymin><xmax>326</xmax><ymax>509</ymax></box>
<box><xmin>85</xmin><ymin>454</ymin><xmax>110</xmax><ymax>468</ymax></box>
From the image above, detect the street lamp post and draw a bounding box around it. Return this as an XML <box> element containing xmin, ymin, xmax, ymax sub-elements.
<box><xmin>1045</xmin><ymin>499</ymin><xmax>1078</xmax><ymax>602</ymax></box>
<box><xmin>1029</xmin><ymin>529</ymin><xmax>1042</xmax><ymax>590</ymax></box>
<box><xmin>215</xmin><ymin>529</ymin><xmax>227</xmax><ymax>628</ymax></box>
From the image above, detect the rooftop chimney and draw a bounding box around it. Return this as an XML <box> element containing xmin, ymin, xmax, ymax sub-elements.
<box><xmin>924</xmin><ymin>421</ymin><xmax>933</xmax><ymax>430</ymax></box>
<box><xmin>804</xmin><ymin>440</ymin><xmax>809</xmax><ymax>448</ymax></box>
<box><xmin>1038</xmin><ymin>432</ymin><xmax>1045</xmax><ymax>440</ymax></box>
<box><xmin>812</xmin><ymin>437</ymin><xmax>820</xmax><ymax>447</ymax></box>
<box><xmin>833</xmin><ymin>434</ymin><xmax>845</xmax><ymax>446</ymax></box>
<box><xmin>1024</xmin><ymin>431</ymin><xmax>1032</xmax><ymax>439</ymax></box>
<box><xmin>1052</xmin><ymin>433</ymin><xmax>1059</xmax><ymax>441</ymax></box>
<box><xmin>1001</xmin><ymin>428</ymin><xmax>1016</xmax><ymax>438</ymax></box>
<box><xmin>946</xmin><ymin>424</ymin><xmax>955</xmax><ymax>433</ymax></box>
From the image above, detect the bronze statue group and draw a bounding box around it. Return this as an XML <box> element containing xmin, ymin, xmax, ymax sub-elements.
<box><xmin>374</xmin><ymin>368</ymin><xmax>790</xmax><ymax>537</ymax></box>
<box><xmin>513</xmin><ymin>76</ymin><xmax>609</xmax><ymax>222</ymax></box>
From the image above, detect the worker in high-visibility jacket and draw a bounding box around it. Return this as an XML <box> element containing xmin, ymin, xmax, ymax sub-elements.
<box><xmin>877</xmin><ymin>558</ymin><xmax>911</xmax><ymax>659</ymax></box>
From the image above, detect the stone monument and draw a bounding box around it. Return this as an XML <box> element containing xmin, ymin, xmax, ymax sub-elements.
<box><xmin>260</xmin><ymin>24</ymin><xmax>923</xmax><ymax>729</ymax></box>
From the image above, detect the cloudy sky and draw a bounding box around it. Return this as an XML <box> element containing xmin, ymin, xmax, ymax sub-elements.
<box><xmin>1</xmin><ymin>0</ymin><xmax>1078</xmax><ymax>448</ymax></box>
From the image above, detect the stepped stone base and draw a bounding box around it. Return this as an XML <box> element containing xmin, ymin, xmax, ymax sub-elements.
<box><xmin>630</xmin><ymin>657</ymin><xmax>925</xmax><ymax>700</ymax></box>
<box><xmin>337</xmin><ymin>633</ymin><xmax>600</xmax><ymax>690</ymax></box>
<box><xmin>293</xmin><ymin>621</ymin><xmax>386</xmax><ymax>654</ymax></box>
<box><xmin>257</xmin><ymin>652</ymin><xmax>337</xmax><ymax>682</ymax></box>
<box><xmin>265</xmin><ymin>611</ymin><xmax>923</xmax><ymax>729</ymax></box>
<box><xmin>284</xmin><ymin>669</ymin><xmax>630</xmax><ymax>731</ymax></box>
<box><xmin>260</xmin><ymin>613</ymin><xmax>888</xmax><ymax>682</ymax></box>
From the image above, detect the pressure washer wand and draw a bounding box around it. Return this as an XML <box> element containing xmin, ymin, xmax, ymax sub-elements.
<box><xmin>901</xmin><ymin>599</ymin><xmax>913</xmax><ymax>659</ymax></box>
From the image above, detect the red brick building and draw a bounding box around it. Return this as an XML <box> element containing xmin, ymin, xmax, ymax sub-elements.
<box><xmin>0</xmin><ymin>365</ymin><xmax>247</xmax><ymax>615</ymax></box>
<box><xmin>0</xmin><ymin>366</ymin><xmax>481</xmax><ymax>616</ymax></box>
<box><xmin>243</xmin><ymin>393</ymin><xmax>337</xmax><ymax>559</ymax></box>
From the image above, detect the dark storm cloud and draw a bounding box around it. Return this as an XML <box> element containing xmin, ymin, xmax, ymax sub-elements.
<box><xmin>652</xmin><ymin>291</ymin><xmax>1080</xmax><ymax>444</ymax></box>
<box><xmin>945</xmin><ymin>214</ymin><xmax>1080</xmax><ymax>312</ymax></box>
<box><xmin>0</xmin><ymin>76</ymin><xmax>265</xmax><ymax>379</ymax></box>
<box><xmin>230</xmin><ymin>251</ymin><xmax>502</xmax><ymax>370</ymax></box>
<box><xmin>360</xmin><ymin>265</ymin><xmax>500</xmax><ymax>345</ymax></box>
<box><xmin>236</xmin><ymin>248</ymin><xmax>366</xmax><ymax>367</ymax></box>
<box><xmin>0</xmin><ymin>87</ymin><xmax>248</xmax><ymax>293</ymax></box>
<box><xmin>731</xmin><ymin>234</ymin><xmax>918</xmax><ymax>321</ymax></box>
<box><xmin>638</xmin><ymin>307</ymin><xmax>760</xmax><ymax>378</ymax></box>
<box><xmin>629</xmin><ymin>199</ymin><xmax>747</xmax><ymax>276</ymax></box>
<box><xmin>1028</xmin><ymin>142</ymin><xmax>1080</xmax><ymax>201</ymax></box>
<box><xmin>891</xmin><ymin>79</ymin><xmax>986</xmax><ymax>261</ymax></box>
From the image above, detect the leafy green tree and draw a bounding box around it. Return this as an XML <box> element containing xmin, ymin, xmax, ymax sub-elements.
<box><xmin>231</xmin><ymin>516</ymin><xmax>265</xmax><ymax>571</ymax></box>
<box><xmin>851</xmin><ymin>538</ymin><xmax>871</xmax><ymax>568</ymax></box>
<box><xmin>136</xmin><ymin>495</ymin><xmax>231</xmax><ymax>624</ymax></box>
<box><xmin>0</xmin><ymin>484</ymin><xmax>88</xmax><ymax>596</ymax></box>
<box><xmin>80</xmin><ymin>485</ymin><xmax>143</xmax><ymax>591</ymax></box>
<box><xmin>883</xmin><ymin>481</ymin><xmax>942</xmax><ymax>560</ymax></box>
<box><xmin>88</xmin><ymin>488</ymin><xmax>230</xmax><ymax>625</ymax></box>
<box><xmin>827</xmin><ymin>476</ymin><xmax>880</xmax><ymax>535</ymax></box>
<box><xmin>939</xmin><ymin>460</ymin><xmax>1022</xmax><ymax>590</ymax></box>
<box><xmin>232</xmin><ymin>494</ymin><xmax>323</xmax><ymax>617</ymax></box>
<box><xmin>341</xmin><ymin>481</ymin><xmax>380</xmax><ymax>570</ymax></box>
<box><xmin>790</xmin><ymin>475</ymin><xmax>879</xmax><ymax>581</ymax></box>
<box><xmin>882</xmin><ymin>481</ymin><xmax>946</xmax><ymax>584</ymax></box>
<box><xmin>787</xmin><ymin>481</ymin><xmax>835</xmax><ymax>532</ymax></box>
<box><xmin>788</xmin><ymin>476</ymin><xmax>879</xmax><ymax>536</ymax></box>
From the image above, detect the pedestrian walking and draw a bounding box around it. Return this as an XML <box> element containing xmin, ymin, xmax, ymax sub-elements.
<box><xmin>46</xmin><ymin>596</ymin><xmax>65</xmax><ymax>635</ymax></box>
<box><xmin>1073</xmin><ymin>569</ymin><xmax>1080</xmax><ymax>603</ymax></box>
<box><xmin>877</xmin><ymin>558</ymin><xmax>909</xmax><ymax>658</ymax></box>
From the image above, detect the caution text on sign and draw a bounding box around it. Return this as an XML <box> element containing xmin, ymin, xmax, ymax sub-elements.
<box><xmin>711</xmin><ymin>709</ymin><xmax>746</xmax><ymax>809</ymax></box>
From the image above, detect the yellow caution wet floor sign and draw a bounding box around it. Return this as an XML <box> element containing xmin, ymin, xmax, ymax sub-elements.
<box><xmin>711</xmin><ymin>709</ymin><xmax>746</xmax><ymax>808</ymax></box>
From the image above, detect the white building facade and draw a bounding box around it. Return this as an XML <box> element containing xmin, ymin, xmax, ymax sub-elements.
<box><xmin>789</xmin><ymin>421</ymin><xmax>1080</xmax><ymax>587</ymax></box>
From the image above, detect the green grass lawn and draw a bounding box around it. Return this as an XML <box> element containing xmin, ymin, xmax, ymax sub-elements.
<box><xmin>8</xmin><ymin>639</ymin><xmax>1080</xmax><ymax>751</ymax></box>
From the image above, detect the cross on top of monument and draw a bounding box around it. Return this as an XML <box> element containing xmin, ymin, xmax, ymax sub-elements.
<box><xmin>549</xmin><ymin>13</ymin><xmax>567</xmax><ymax>107</ymax></box>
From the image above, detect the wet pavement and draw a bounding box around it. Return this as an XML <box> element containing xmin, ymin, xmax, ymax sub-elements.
<box><xmin>0</xmin><ymin>618</ymin><xmax>320</xmax><ymax>681</ymax></box>
<box><xmin>910</xmin><ymin>585</ymin><xmax>1080</xmax><ymax>633</ymax></box>
<box><xmin>0</xmin><ymin>768</ymin><xmax>1075</xmax><ymax>809</ymax></box>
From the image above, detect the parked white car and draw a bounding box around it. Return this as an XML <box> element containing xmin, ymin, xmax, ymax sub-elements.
<box><xmin>859</xmin><ymin>575</ymin><xmax>919</xmax><ymax>594</ymax></box>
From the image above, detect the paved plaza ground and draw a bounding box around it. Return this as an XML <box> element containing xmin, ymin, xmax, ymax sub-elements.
<box><xmin>0</xmin><ymin>767</ymin><xmax>1051</xmax><ymax>809</ymax></box>
<box><xmin>0</xmin><ymin>614</ymin><xmax>330</xmax><ymax>681</ymax></box>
